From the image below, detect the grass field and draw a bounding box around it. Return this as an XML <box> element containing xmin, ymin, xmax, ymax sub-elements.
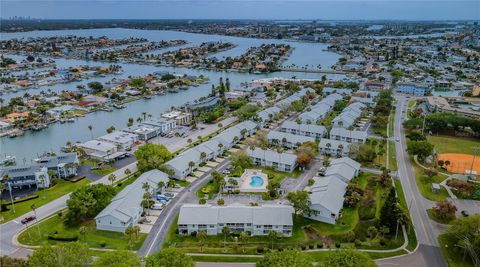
<box><xmin>388</xmin><ymin>141</ymin><xmax>398</xmax><ymax>171</ymax></box>
<box><xmin>438</xmin><ymin>234</ymin><xmax>475</xmax><ymax>267</ymax></box>
<box><xmin>18</xmin><ymin>213</ymin><xmax>146</xmax><ymax>250</ymax></box>
<box><xmin>427</xmin><ymin>135</ymin><xmax>480</xmax><ymax>155</ymax></box>
<box><xmin>411</xmin><ymin>158</ymin><xmax>449</xmax><ymax>201</ymax></box>
<box><xmin>1</xmin><ymin>178</ymin><xmax>91</xmax><ymax>223</ymax></box>
<box><xmin>394</xmin><ymin>179</ymin><xmax>418</xmax><ymax>251</ymax></box>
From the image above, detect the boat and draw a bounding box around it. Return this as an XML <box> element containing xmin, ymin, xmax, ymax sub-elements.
<box><xmin>59</xmin><ymin>118</ymin><xmax>67</xmax><ymax>124</ymax></box>
<box><xmin>179</xmin><ymin>86</ymin><xmax>188</xmax><ymax>90</ymax></box>
<box><xmin>0</xmin><ymin>156</ymin><xmax>16</xmax><ymax>166</ymax></box>
<box><xmin>67</xmin><ymin>118</ymin><xmax>75</xmax><ymax>123</ymax></box>
<box><xmin>168</xmin><ymin>88</ymin><xmax>179</xmax><ymax>93</ymax></box>
<box><xmin>144</xmin><ymin>95</ymin><xmax>152</xmax><ymax>99</ymax></box>
<box><xmin>31</xmin><ymin>124</ymin><xmax>48</xmax><ymax>131</ymax></box>
<box><xmin>113</xmin><ymin>103</ymin><xmax>126</xmax><ymax>109</ymax></box>
<box><xmin>8</xmin><ymin>129</ymin><xmax>24</xmax><ymax>138</ymax></box>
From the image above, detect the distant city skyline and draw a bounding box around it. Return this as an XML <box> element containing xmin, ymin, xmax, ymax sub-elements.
<box><xmin>1</xmin><ymin>0</ymin><xmax>479</xmax><ymax>21</ymax></box>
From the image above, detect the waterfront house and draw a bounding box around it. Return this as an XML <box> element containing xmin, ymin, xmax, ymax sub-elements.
<box><xmin>279</xmin><ymin>121</ymin><xmax>326</xmax><ymax>141</ymax></box>
<box><xmin>98</xmin><ymin>131</ymin><xmax>138</xmax><ymax>150</ymax></box>
<box><xmin>267</xmin><ymin>130</ymin><xmax>316</xmax><ymax>149</ymax></box>
<box><xmin>329</xmin><ymin>128</ymin><xmax>367</xmax><ymax>144</ymax></box>
<box><xmin>122</xmin><ymin>124</ymin><xmax>159</xmax><ymax>141</ymax></box>
<box><xmin>161</xmin><ymin>111</ymin><xmax>192</xmax><ymax>126</ymax></box>
<box><xmin>246</xmin><ymin>148</ymin><xmax>298</xmax><ymax>172</ymax></box>
<box><xmin>142</xmin><ymin>118</ymin><xmax>177</xmax><ymax>134</ymax></box>
<box><xmin>178</xmin><ymin>203</ymin><xmax>293</xmax><ymax>236</ymax></box>
<box><xmin>5</xmin><ymin>112</ymin><xmax>30</xmax><ymax>123</ymax></box>
<box><xmin>318</xmin><ymin>139</ymin><xmax>350</xmax><ymax>157</ymax></box>
<box><xmin>95</xmin><ymin>169</ymin><xmax>169</xmax><ymax>232</ymax></box>
<box><xmin>80</xmin><ymin>140</ymin><xmax>118</xmax><ymax>161</ymax></box>
<box><xmin>33</xmin><ymin>153</ymin><xmax>80</xmax><ymax>178</ymax></box>
<box><xmin>396</xmin><ymin>82</ymin><xmax>430</xmax><ymax>96</ymax></box>
<box><xmin>0</xmin><ymin>121</ymin><xmax>12</xmax><ymax>134</ymax></box>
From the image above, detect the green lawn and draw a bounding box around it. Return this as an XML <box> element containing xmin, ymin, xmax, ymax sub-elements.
<box><xmin>426</xmin><ymin>209</ymin><xmax>453</xmax><ymax>225</ymax></box>
<box><xmin>388</xmin><ymin>141</ymin><xmax>398</xmax><ymax>171</ymax></box>
<box><xmin>18</xmin><ymin>213</ymin><xmax>146</xmax><ymax>250</ymax></box>
<box><xmin>411</xmin><ymin>158</ymin><xmax>449</xmax><ymax>201</ymax></box>
<box><xmin>166</xmin><ymin>173</ymin><xmax>409</xmax><ymax>254</ymax></box>
<box><xmin>427</xmin><ymin>135</ymin><xmax>480</xmax><ymax>155</ymax></box>
<box><xmin>438</xmin><ymin>234</ymin><xmax>475</xmax><ymax>267</ymax></box>
<box><xmin>1</xmin><ymin>178</ymin><xmax>91</xmax><ymax>223</ymax></box>
<box><xmin>91</xmin><ymin>166</ymin><xmax>116</xmax><ymax>176</ymax></box>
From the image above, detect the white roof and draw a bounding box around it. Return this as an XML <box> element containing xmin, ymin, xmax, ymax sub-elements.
<box><xmin>309</xmin><ymin>176</ymin><xmax>347</xmax><ymax>214</ymax></box>
<box><xmin>246</xmin><ymin>148</ymin><xmax>298</xmax><ymax>166</ymax></box>
<box><xmin>267</xmin><ymin>130</ymin><xmax>316</xmax><ymax>144</ymax></box>
<box><xmin>95</xmin><ymin>169</ymin><xmax>169</xmax><ymax>223</ymax></box>
<box><xmin>80</xmin><ymin>140</ymin><xmax>116</xmax><ymax>152</ymax></box>
<box><xmin>319</xmin><ymin>139</ymin><xmax>351</xmax><ymax>150</ymax></box>
<box><xmin>98</xmin><ymin>131</ymin><xmax>138</xmax><ymax>144</ymax></box>
<box><xmin>178</xmin><ymin>204</ymin><xmax>292</xmax><ymax>226</ymax></box>
<box><xmin>281</xmin><ymin>121</ymin><xmax>326</xmax><ymax>135</ymax></box>
<box><xmin>330</xmin><ymin>128</ymin><xmax>368</xmax><ymax>140</ymax></box>
<box><xmin>330</xmin><ymin>157</ymin><xmax>361</xmax><ymax>171</ymax></box>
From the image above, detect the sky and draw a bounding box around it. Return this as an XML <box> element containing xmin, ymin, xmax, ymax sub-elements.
<box><xmin>1</xmin><ymin>0</ymin><xmax>479</xmax><ymax>20</ymax></box>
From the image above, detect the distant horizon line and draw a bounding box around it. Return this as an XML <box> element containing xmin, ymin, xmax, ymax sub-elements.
<box><xmin>1</xmin><ymin>18</ymin><xmax>479</xmax><ymax>22</ymax></box>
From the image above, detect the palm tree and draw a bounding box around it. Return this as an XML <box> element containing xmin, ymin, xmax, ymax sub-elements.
<box><xmin>3</xmin><ymin>175</ymin><xmax>15</xmax><ymax>213</ymax></box>
<box><xmin>79</xmin><ymin>226</ymin><xmax>88</xmax><ymax>242</ymax></box>
<box><xmin>338</xmin><ymin>144</ymin><xmax>344</xmax><ymax>156</ymax></box>
<box><xmin>124</xmin><ymin>168</ymin><xmax>131</xmax><ymax>177</ymax></box>
<box><xmin>222</xmin><ymin>226</ymin><xmax>230</xmax><ymax>251</ymax></box>
<box><xmin>267</xmin><ymin>230</ymin><xmax>282</xmax><ymax>250</ymax></box>
<box><xmin>233</xmin><ymin>136</ymin><xmax>239</xmax><ymax>144</ymax></box>
<box><xmin>188</xmin><ymin>161</ymin><xmax>195</xmax><ymax>174</ymax></box>
<box><xmin>142</xmin><ymin>112</ymin><xmax>147</xmax><ymax>121</ymax></box>
<box><xmin>218</xmin><ymin>143</ymin><xmax>224</xmax><ymax>155</ymax></box>
<box><xmin>197</xmin><ymin>230</ymin><xmax>208</xmax><ymax>252</ymax></box>
<box><xmin>240</xmin><ymin>128</ymin><xmax>247</xmax><ymax>139</ymax></box>
<box><xmin>88</xmin><ymin>125</ymin><xmax>93</xmax><ymax>139</ymax></box>
<box><xmin>157</xmin><ymin>181</ymin><xmax>165</xmax><ymax>194</ymax></box>
<box><xmin>125</xmin><ymin>226</ymin><xmax>135</xmax><ymax>248</ymax></box>
<box><xmin>108</xmin><ymin>174</ymin><xmax>116</xmax><ymax>185</ymax></box>
<box><xmin>239</xmin><ymin>232</ymin><xmax>250</xmax><ymax>253</ymax></box>
<box><xmin>30</xmin><ymin>204</ymin><xmax>41</xmax><ymax>237</ymax></box>
<box><xmin>200</xmin><ymin>152</ymin><xmax>207</xmax><ymax>162</ymax></box>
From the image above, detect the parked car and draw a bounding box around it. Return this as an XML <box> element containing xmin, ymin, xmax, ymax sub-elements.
<box><xmin>317</xmin><ymin>167</ymin><xmax>326</xmax><ymax>176</ymax></box>
<box><xmin>150</xmin><ymin>203</ymin><xmax>164</xmax><ymax>210</ymax></box>
<box><xmin>461</xmin><ymin>210</ymin><xmax>470</xmax><ymax>217</ymax></box>
<box><xmin>21</xmin><ymin>216</ymin><xmax>36</xmax><ymax>224</ymax></box>
<box><xmin>164</xmin><ymin>193</ymin><xmax>174</xmax><ymax>198</ymax></box>
<box><xmin>222</xmin><ymin>170</ymin><xmax>231</xmax><ymax>175</ymax></box>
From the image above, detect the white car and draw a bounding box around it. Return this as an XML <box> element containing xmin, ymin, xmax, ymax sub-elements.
<box><xmin>222</xmin><ymin>170</ymin><xmax>231</xmax><ymax>175</ymax></box>
<box><xmin>150</xmin><ymin>203</ymin><xmax>164</xmax><ymax>210</ymax></box>
<box><xmin>396</xmin><ymin>138</ymin><xmax>400</xmax><ymax>142</ymax></box>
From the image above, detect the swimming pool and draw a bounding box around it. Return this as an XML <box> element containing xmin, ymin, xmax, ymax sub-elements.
<box><xmin>249</xmin><ymin>176</ymin><xmax>264</xmax><ymax>187</ymax></box>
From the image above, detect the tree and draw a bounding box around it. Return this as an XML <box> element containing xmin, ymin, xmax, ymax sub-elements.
<box><xmin>222</xmin><ymin>226</ymin><xmax>230</xmax><ymax>250</ymax></box>
<box><xmin>217</xmin><ymin>198</ymin><xmax>225</xmax><ymax>205</ymax></box>
<box><xmin>124</xmin><ymin>168</ymin><xmax>131</xmax><ymax>176</ymax></box>
<box><xmin>87</xmin><ymin>81</ymin><xmax>104</xmax><ymax>93</ymax></box>
<box><xmin>367</xmin><ymin>226</ymin><xmax>378</xmax><ymax>239</ymax></box>
<box><xmin>134</xmin><ymin>144</ymin><xmax>172</xmax><ymax>172</ymax></box>
<box><xmin>79</xmin><ymin>226</ymin><xmax>88</xmax><ymax>242</ymax></box>
<box><xmin>257</xmin><ymin>249</ymin><xmax>313</xmax><ymax>267</ymax></box>
<box><xmin>442</xmin><ymin>214</ymin><xmax>480</xmax><ymax>266</ymax></box>
<box><xmin>124</xmin><ymin>226</ymin><xmax>140</xmax><ymax>248</ymax></box>
<box><xmin>379</xmin><ymin>187</ymin><xmax>405</xmax><ymax>233</ymax></box>
<box><xmin>286</xmin><ymin>191</ymin><xmax>316</xmax><ymax>217</ymax></box>
<box><xmin>239</xmin><ymin>232</ymin><xmax>250</xmax><ymax>253</ymax></box>
<box><xmin>27</xmin><ymin>243</ymin><xmax>92</xmax><ymax>267</ymax></box>
<box><xmin>423</xmin><ymin>168</ymin><xmax>438</xmax><ymax>182</ymax></box>
<box><xmin>88</xmin><ymin>125</ymin><xmax>93</xmax><ymax>139</ymax></box>
<box><xmin>432</xmin><ymin>200</ymin><xmax>457</xmax><ymax>221</ymax></box>
<box><xmin>407</xmin><ymin>140</ymin><xmax>434</xmax><ymax>161</ymax></box>
<box><xmin>188</xmin><ymin>161</ymin><xmax>195</xmax><ymax>173</ymax></box>
<box><xmin>93</xmin><ymin>250</ymin><xmax>140</xmax><ymax>267</ymax></box>
<box><xmin>108</xmin><ymin>173</ymin><xmax>117</xmax><ymax>185</ymax></box>
<box><xmin>0</xmin><ymin>256</ymin><xmax>27</xmax><ymax>267</ymax></box>
<box><xmin>197</xmin><ymin>231</ymin><xmax>207</xmax><ymax>252</ymax></box>
<box><xmin>65</xmin><ymin>184</ymin><xmax>116</xmax><ymax>225</ymax></box>
<box><xmin>321</xmin><ymin>250</ymin><xmax>376</xmax><ymax>267</ymax></box>
<box><xmin>146</xmin><ymin>248</ymin><xmax>194</xmax><ymax>267</ymax></box>
<box><xmin>3</xmin><ymin>175</ymin><xmax>15</xmax><ymax>213</ymax></box>
<box><xmin>296</xmin><ymin>153</ymin><xmax>312</xmax><ymax>169</ymax></box>
<box><xmin>267</xmin><ymin>230</ymin><xmax>282</xmax><ymax>250</ymax></box>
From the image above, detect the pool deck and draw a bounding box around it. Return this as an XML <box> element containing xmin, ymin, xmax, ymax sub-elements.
<box><xmin>239</xmin><ymin>169</ymin><xmax>268</xmax><ymax>193</ymax></box>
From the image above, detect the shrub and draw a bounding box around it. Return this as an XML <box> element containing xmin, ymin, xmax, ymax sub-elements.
<box><xmin>317</xmin><ymin>242</ymin><xmax>323</xmax><ymax>248</ymax></box>
<box><xmin>99</xmin><ymin>242</ymin><xmax>107</xmax><ymax>248</ymax></box>
<box><xmin>69</xmin><ymin>176</ymin><xmax>86</xmax><ymax>183</ymax></box>
<box><xmin>335</xmin><ymin>242</ymin><xmax>341</xmax><ymax>248</ymax></box>
<box><xmin>379</xmin><ymin>238</ymin><xmax>386</xmax><ymax>246</ymax></box>
<box><xmin>47</xmin><ymin>233</ymin><xmax>78</xmax><ymax>242</ymax></box>
<box><xmin>190</xmin><ymin>231</ymin><xmax>197</xmax><ymax>237</ymax></box>
<box><xmin>309</xmin><ymin>243</ymin><xmax>315</xmax><ymax>249</ymax></box>
<box><xmin>257</xmin><ymin>247</ymin><xmax>264</xmax><ymax>253</ymax></box>
<box><xmin>355</xmin><ymin>239</ymin><xmax>362</xmax><ymax>248</ymax></box>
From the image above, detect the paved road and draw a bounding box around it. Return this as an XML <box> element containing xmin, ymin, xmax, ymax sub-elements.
<box><xmin>378</xmin><ymin>95</ymin><xmax>447</xmax><ymax>267</ymax></box>
<box><xmin>0</xmin><ymin>116</ymin><xmax>237</xmax><ymax>257</ymax></box>
<box><xmin>138</xmin><ymin>159</ymin><xmax>231</xmax><ymax>256</ymax></box>
<box><xmin>0</xmin><ymin>161</ymin><xmax>138</xmax><ymax>256</ymax></box>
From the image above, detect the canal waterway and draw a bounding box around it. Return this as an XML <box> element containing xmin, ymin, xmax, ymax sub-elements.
<box><xmin>1</xmin><ymin>28</ymin><xmax>343</xmax><ymax>162</ymax></box>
